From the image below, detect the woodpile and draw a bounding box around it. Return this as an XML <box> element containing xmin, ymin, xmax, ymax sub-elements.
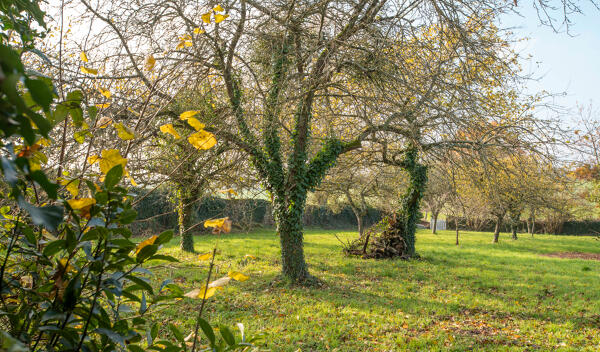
<box><xmin>342</xmin><ymin>216</ymin><xmax>410</xmax><ymax>259</ymax></box>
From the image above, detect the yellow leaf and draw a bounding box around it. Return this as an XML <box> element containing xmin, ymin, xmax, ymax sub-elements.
<box><xmin>227</xmin><ymin>271</ymin><xmax>249</xmax><ymax>282</ymax></box>
<box><xmin>67</xmin><ymin>198</ymin><xmax>96</xmax><ymax>218</ymax></box>
<box><xmin>98</xmin><ymin>87</ymin><xmax>111</xmax><ymax>99</ymax></box>
<box><xmin>67</xmin><ymin>198</ymin><xmax>96</xmax><ymax>210</ymax></box>
<box><xmin>87</xmin><ymin>155</ymin><xmax>100</xmax><ymax>164</ymax></box>
<box><xmin>114</xmin><ymin>123</ymin><xmax>135</xmax><ymax>140</ymax></box>
<box><xmin>95</xmin><ymin>103</ymin><xmax>110</xmax><ymax>109</ymax></box>
<box><xmin>202</xmin><ymin>12</ymin><xmax>212</xmax><ymax>24</ymax></box>
<box><xmin>193</xmin><ymin>27</ymin><xmax>205</xmax><ymax>34</ymax></box>
<box><xmin>214</xmin><ymin>14</ymin><xmax>229</xmax><ymax>23</ymax></box>
<box><xmin>244</xmin><ymin>254</ymin><xmax>256</xmax><ymax>260</ymax></box>
<box><xmin>176</xmin><ymin>42</ymin><xmax>185</xmax><ymax>50</ymax></box>
<box><xmin>186</xmin><ymin>117</ymin><xmax>205</xmax><ymax>131</ymax></box>
<box><xmin>60</xmin><ymin>178</ymin><xmax>80</xmax><ymax>197</ymax></box>
<box><xmin>89</xmin><ymin>150</ymin><xmax>136</xmax><ymax>185</ymax></box>
<box><xmin>59</xmin><ymin>258</ymin><xmax>74</xmax><ymax>273</ymax></box>
<box><xmin>218</xmin><ymin>189</ymin><xmax>238</xmax><ymax>196</ymax></box>
<box><xmin>145</xmin><ymin>54</ymin><xmax>156</xmax><ymax>71</ymax></box>
<box><xmin>209</xmin><ymin>276</ymin><xmax>231</xmax><ymax>288</ymax></box>
<box><xmin>95</xmin><ymin>115</ymin><xmax>112</xmax><ymax>128</ymax></box>
<box><xmin>184</xmin><ymin>286</ymin><xmax>219</xmax><ymax>299</ymax></box>
<box><xmin>38</xmin><ymin>138</ymin><xmax>51</xmax><ymax>146</ymax></box>
<box><xmin>81</xmin><ymin>66</ymin><xmax>98</xmax><ymax>75</ymax></box>
<box><xmin>97</xmin><ymin>149</ymin><xmax>127</xmax><ymax>174</ymax></box>
<box><xmin>180</xmin><ymin>110</ymin><xmax>199</xmax><ymax>120</ymax></box>
<box><xmin>188</xmin><ymin>130</ymin><xmax>216</xmax><ymax>150</ymax></box>
<box><xmin>198</xmin><ymin>252</ymin><xmax>212</xmax><ymax>261</ymax></box>
<box><xmin>204</xmin><ymin>217</ymin><xmax>227</xmax><ymax>228</ymax></box>
<box><xmin>160</xmin><ymin>123</ymin><xmax>181</xmax><ymax>139</ymax></box>
<box><xmin>213</xmin><ymin>5</ymin><xmax>224</xmax><ymax>12</ymax></box>
<box><xmin>80</xmin><ymin>51</ymin><xmax>89</xmax><ymax>62</ymax></box>
<box><xmin>135</xmin><ymin>235</ymin><xmax>158</xmax><ymax>255</ymax></box>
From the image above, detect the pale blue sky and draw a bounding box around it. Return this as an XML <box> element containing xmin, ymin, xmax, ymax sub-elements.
<box><xmin>500</xmin><ymin>3</ymin><xmax>600</xmax><ymax>112</ymax></box>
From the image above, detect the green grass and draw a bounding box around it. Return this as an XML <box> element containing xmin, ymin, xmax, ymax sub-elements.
<box><xmin>148</xmin><ymin>229</ymin><xmax>600</xmax><ymax>351</ymax></box>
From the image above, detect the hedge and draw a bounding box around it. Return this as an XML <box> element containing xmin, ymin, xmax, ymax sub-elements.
<box><xmin>131</xmin><ymin>190</ymin><xmax>382</xmax><ymax>236</ymax></box>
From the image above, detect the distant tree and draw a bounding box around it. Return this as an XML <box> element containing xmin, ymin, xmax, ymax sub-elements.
<box><xmin>423</xmin><ymin>165</ymin><xmax>452</xmax><ymax>234</ymax></box>
<box><xmin>312</xmin><ymin>152</ymin><xmax>402</xmax><ymax>236</ymax></box>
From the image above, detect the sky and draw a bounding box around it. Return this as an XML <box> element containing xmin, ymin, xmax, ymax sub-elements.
<box><xmin>499</xmin><ymin>3</ymin><xmax>600</xmax><ymax>115</ymax></box>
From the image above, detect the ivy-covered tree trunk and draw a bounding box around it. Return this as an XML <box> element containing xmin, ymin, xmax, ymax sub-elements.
<box><xmin>176</xmin><ymin>188</ymin><xmax>196</xmax><ymax>253</ymax></box>
<box><xmin>272</xmin><ymin>193</ymin><xmax>310</xmax><ymax>282</ymax></box>
<box><xmin>392</xmin><ymin>146</ymin><xmax>428</xmax><ymax>257</ymax></box>
<box><xmin>222</xmin><ymin>37</ymin><xmax>353</xmax><ymax>283</ymax></box>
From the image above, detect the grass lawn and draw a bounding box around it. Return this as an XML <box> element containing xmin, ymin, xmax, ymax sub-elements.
<box><xmin>148</xmin><ymin>229</ymin><xmax>600</xmax><ymax>351</ymax></box>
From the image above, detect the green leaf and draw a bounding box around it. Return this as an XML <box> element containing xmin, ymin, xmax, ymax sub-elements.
<box><xmin>104</xmin><ymin>164</ymin><xmax>123</xmax><ymax>189</ymax></box>
<box><xmin>69</xmin><ymin>107</ymin><xmax>84</xmax><ymax>127</ymax></box>
<box><xmin>94</xmin><ymin>328</ymin><xmax>126</xmax><ymax>348</ymax></box>
<box><xmin>139</xmin><ymin>292</ymin><xmax>147</xmax><ymax>314</ymax></box>
<box><xmin>168</xmin><ymin>324</ymin><xmax>184</xmax><ymax>343</ymax></box>
<box><xmin>43</xmin><ymin>240</ymin><xmax>67</xmax><ymax>257</ymax></box>
<box><xmin>26</xmin><ymin>109</ymin><xmax>52</xmax><ymax>136</ymax></box>
<box><xmin>0</xmin><ymin>331</ymin><xmax>28</xmax><ymax>352</ymax></box>
<box><xmin>155</xmin><ymin>230</ymin><xmax>173</xmax><ymax>245</ymax></box>
<box><xmin>63</xmin><ymin>275</ymin><xmax>81</xmax><ymax>311</ymax></box>
<box><xmin>1</xmin><ymin>157</ymin><xmax>19</xmax><ymax>185</ymax></box>
<box><xmin>20</xmin><ymin>199</ymin><xmax>63</xmax><ymax>231</ymax></box>
<box><xmin>87</xmin><ymin>105</ymin><xmax>98</xmax><ymax>120</ymax></box>
<box><xmin>126</xmin><ymin>275</ymin><xmax>154</xmax><ymax>294</ymax></box>
<box><xmin>53</xmin><ymin>103</ymin><xmax>69</xmax><ymax>124</ymax></box>
<box><xmin>151</xmin><ymin>322</ymin><xmax>159</xmax><ymax>341</ymax></box>
<box><xmin>148</xmin><ymin>255</ymin><xmax>178</xmax><ymax>262</ymax></box>
<box><xmin>30</xmin><ymin>170</ymin><xmax>58</xmax><ymax>199</ymax></box>
<box><xmin>219</xmin><ymin>325</ymin><xmax>236</xmax><ymax>346</ymax></box>
<box><xmin>118</xmin><ymin>208</ymin><xmax>137</xmax><ymax>225</ymax></box>
<box><xmin>127</xmin><ymin>345</ymin><xmax>145</xmax><ymax>352</ymax></box>
<box><xmin>25</xmin><ymin>78</ymin><xmax>52</xmax><ymax>110</ymax></box>
<box><xmin>198</xmin><ymin>317</ymin><xmax>215</xmax><ymax>347</ymax></box>
<box><xmin>73</xmin><ymin>130</ymin><xmax>88</xmax><ymax>144</ymax></box>
<box><xmin>136</xmin><ymin>244</ymin><xmax>158</xmax><ymax>263</ymax></box>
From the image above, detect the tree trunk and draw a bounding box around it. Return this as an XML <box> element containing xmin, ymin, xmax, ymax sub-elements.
<box><xmin>493</xmin><ymin>215</ymin><xmax>503</xmax><ymax>243</ymax></box>
<box><xmin>357</xmin><ymin>215</ymin><xmax>364</xmax><ymax>237</ymax></box>
<box><xmin>455</xmin><ymin>218</ymin><xmax>459</xmax><ymax>245</ymax></box>
<box><xmin>432</xmin><ymin>212</ymin><xmax>438</xmax><ymax>234</ymax></box>
<box><xmin>273</xmin><ymin>195</ymin><xmax>310</xmax><ymax>283</ymax></box>
<box><xmin>510</xmin><ymin>211</ymin><xmax>520</xmax><ymax>240</ymax></box>
<box><xmin>393</xmin><ymin>146</ymin><xmax>428</xmax><ymax>258</ymax></box>
<box><xmin>350</xmin><ymin>205</ymin><xmax>365</xmax><ymax>237</ymax></box>
<box><xmin>177</xmin><ymin>188</ymin><xmax>196</xmax><ymax>253</ymax></box>
<box><xmin>530</xmin><ymin>209</ymin><xmax>536</xmax><ymax>236</ymax></box>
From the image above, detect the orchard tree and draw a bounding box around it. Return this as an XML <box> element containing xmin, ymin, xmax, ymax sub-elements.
<box><xmin>311</xmin><ymin>151</ymin><xmax>402</xmax><ymax>236</ymax></box>
<box><xmin>423</xmin><ymin>164</ymin><xmax>452</xmax><ymax>234</ymax></box>
<box><xmin>65</xmin><ymin>0</ymin><xmax>594</xmax><ymax>282</ymax></box>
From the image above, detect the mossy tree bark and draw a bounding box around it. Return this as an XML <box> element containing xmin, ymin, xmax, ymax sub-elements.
<box><xmin>177</xmin><ymin>188</ymin><xmax>197</xmax><ymax>253</ymax></box>
<box><xmin>390</xmin><ymin>146</ymin><xmax>428</xmax><ymax>258</ymax></box>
